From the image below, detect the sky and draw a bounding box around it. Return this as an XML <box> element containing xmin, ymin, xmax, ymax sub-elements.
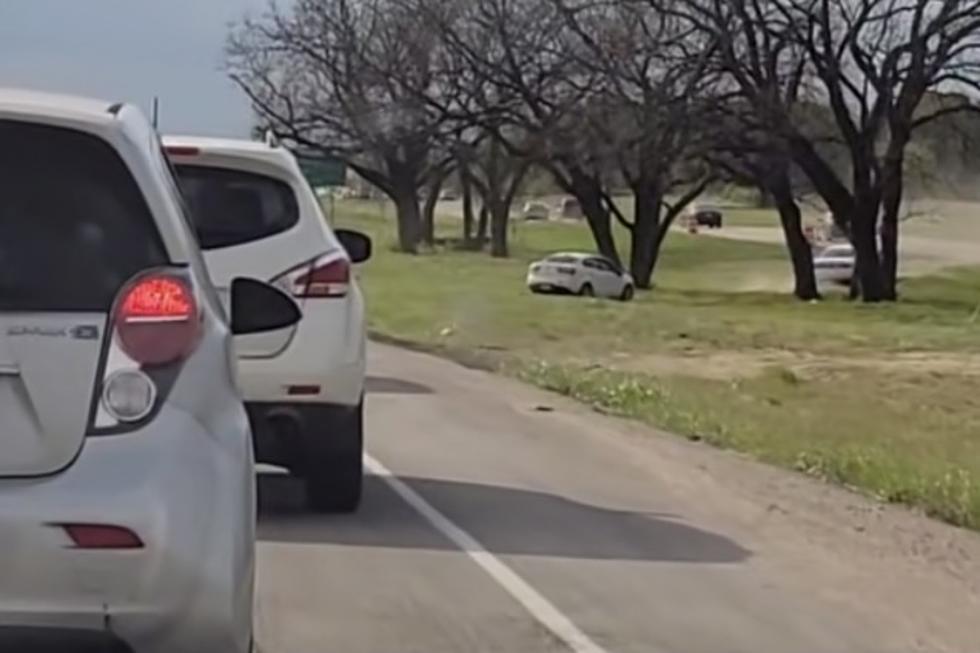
<box><xmin>0</xmin><ymin>0</ymin><xmax>269</xmax><ymax>136</ymax></box>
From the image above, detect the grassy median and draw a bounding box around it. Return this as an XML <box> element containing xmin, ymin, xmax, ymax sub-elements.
<box><xmin>335</xmin><ymin>199</ymin><xmax>980</xmax><ymax>529</ymax></box>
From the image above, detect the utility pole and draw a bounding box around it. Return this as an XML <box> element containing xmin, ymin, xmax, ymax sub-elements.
<box><xmin>151</xmin><ymin>96</ymin><xmax>160</xmax><ymax>130</ymax></box>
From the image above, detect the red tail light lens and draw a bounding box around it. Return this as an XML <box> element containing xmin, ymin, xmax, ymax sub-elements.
<box><xmin>60</xmin><ymin>524</ymin><xmax>144</xmax><ymax>550</ymax></box>
<box><xmin>114</xmin><ymin>274</ymin><xmax>200</xmax><ymax>366</ymax></box>
<box><xmin>276</xmin><ymin>254</ymin><xmax>350</xmax><ymax>298</ymax></box>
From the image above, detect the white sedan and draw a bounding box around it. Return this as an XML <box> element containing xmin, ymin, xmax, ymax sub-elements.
<box><xmin>813</xmin><ymin>243</ymin><xmax>855</xmax><ymax>286</ymax></box>
<box><xmin>527</xmin><ymin>252</ymin><xmax>635</xmax><ymax>301</ymax></box>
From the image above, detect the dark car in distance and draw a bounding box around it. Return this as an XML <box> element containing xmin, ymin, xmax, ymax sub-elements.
<box><xmin>692</xmin><ymin>205</ymin><xmax>723</xmax><ymax>229</ymax></box>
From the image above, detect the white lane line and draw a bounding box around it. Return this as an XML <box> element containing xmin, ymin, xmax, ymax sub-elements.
<box><xmin>365</xmin><ymin>454</ymin><xmax>611</xmax><ymax>653</ymax></box>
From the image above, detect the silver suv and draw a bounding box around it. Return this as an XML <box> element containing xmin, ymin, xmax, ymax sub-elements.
<box><xmin>0</xmin><ymin>89</ymin><xmax>299</xmax><ymax>652</ymax></box>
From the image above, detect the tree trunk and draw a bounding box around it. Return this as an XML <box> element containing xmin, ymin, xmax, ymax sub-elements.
<box><xmin>581</xmin><ymin>199</ymin><xmax>620</xmax><ymax>265</ymax></box>
<box><xmin>849</xmin><ymin>275</ymin><xmax>861</xmax><ymax>301</ymax></box>
<box><xmin>629</xmin><ymin>188</ymin><xmax>661</xmax><ymax>290</ymax></box>
<box><xmin>461</xmin><ymin>167</ymin><xmax>475</xmax><ymax>248</ymax></box>
<box><xmin>770</xmin><ymin>174</ymin><xmax>819</xmax><ymax>301</ymax></box>
<box><xmin>879</xmin><ymin>139</ymin><xmax>907</xmax><ymax>302</ymax></box>
<box><xmin>850</xmin><ymin>198</ymin><xmax>884</xmax><ymax>302</ymax></box>
<box><xmin>489</xmin><ymin>200</ymin><xmax>509</xmax><ymax>258</ymax></box>
<box><xmin>476</xmin><ymin>203</ymin><xmax>489</xmax><ymax>246</ymax></box>
<box><xmin>879</xmin><ymin>211</ymin><xmax>900</xmax><ymax>301</ymax></box>
<box><xmin>392</xmin><ymin>190</ymin><xmax>422</xmax><ymax>254</ymax></box>
<box><xmin>564</xmin><ymin>167</ymin><xmax>619</xmax><ymax>264</ymax></box>
<box><xmin>757</xmin><ymin>188</ymin><xmax>775</xmax><ymax>208</ymax></box>
<box><xmin>421</xmin><ymin>174</ymin><xmax>447</xmax><ymax>247</ymax></box>
<box><xmin>546</xmin><ymin>162</ymin><xmax>620</xmax><ymax>265</ymax></box>
<box><xmin>421</xmin><ymin>193</ymin><xmax>438</xmax><ymax>248</ymax></box>
<box><xmin>789</xmin><ymin>135</ymin><xmax>854</xmax><ymax>237</ymax></box>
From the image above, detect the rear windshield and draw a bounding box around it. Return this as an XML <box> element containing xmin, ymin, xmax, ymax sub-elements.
<box><xmin>0</xmin><ymin>121</ymin><xmax>167</xmax><ymax>312</ymax></box>
<box><xmin>173</xmin><ymin>165</ymin><xmax>299</xmax><ymax>250</ymax></box>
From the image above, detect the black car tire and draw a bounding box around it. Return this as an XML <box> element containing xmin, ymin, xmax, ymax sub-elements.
<box><xmin>305</xmin><ymin>401</ymin><xmax>364</xmax><ymax>514</ymax></box>
<box><xmin>620</xmin><ymin>285</ymin><xmax>635</xmax><ymax>302</ymax></box>
<box><xmin>579</xmin><ymin>283</ymin><xmax>594</xmax><ymax>297</ymax></box>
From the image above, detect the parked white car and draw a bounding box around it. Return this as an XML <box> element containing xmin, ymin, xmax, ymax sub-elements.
<box><xmin>164</xmin><ymin>135</ymin><xmax>371</xmax><ymax>513</ymax></box>
<box><xmin>814</xmin><ymin>243</ymin><xmax>856</xmax><ymax>286</ymax></box>
<box><xmin>522</xmin><ymin>201</ymin><xmax>551</xmax><ymax>221</ymax></box>
<box><xmin>0</xmin><ymin>89</ymin><xmax>290</xmax><ymax>652</ymax></box>
<box><xmin>527</xmin><ymin>253</ymin><xmax>635</xmax><ymax>300</ymax></box>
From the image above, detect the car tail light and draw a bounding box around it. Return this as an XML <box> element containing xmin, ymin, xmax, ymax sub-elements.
<box><xmin>59</xmin><ymin>524</ymin><xmax>144</xmax><ymax>550</ymax></box>
<box><xmin>275</xmin><ymin>254</ymin><xmax>350</xmax><ymax>299</ymax></box>
<box><xmin>531</xmin><ymin>264</ymin><xmax>542</xmax><ymax>273</ymax></box>
<box><xmin>114</xmin><ymin>274</ymin><xmax>200</xmax><ymax>366</ymax></box>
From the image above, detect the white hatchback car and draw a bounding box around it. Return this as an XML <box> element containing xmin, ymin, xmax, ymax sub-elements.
<box><xmin>164</xmin><ymin>136</ymin><xmax>371</xmax><ymax>512</ymax></box>
<box><xmin>527</xmin><ymin>252</ymin><xmax>635</xmax><ymax>301</ymax></box>
<box><xmin>0</xmin><ymin>90</ymin><xmax>299</xmax><ymax>652</ymax></box>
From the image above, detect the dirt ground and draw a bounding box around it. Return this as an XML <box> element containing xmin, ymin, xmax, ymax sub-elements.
<box><xmin>700</xmin><ymin>199</ymin><xmax>980</xmax><ymax>277</ymax></box>
<box><xmin>600</xmin><ymin>348</ymin><xmax>980</xmax><ymax>382</ymax></box>
<box><xmin>509</xmin><ymin>364</ymin><xmax>980</xmax><ymax>653</ymax></box>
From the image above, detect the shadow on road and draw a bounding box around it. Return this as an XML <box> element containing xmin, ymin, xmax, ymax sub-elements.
<box><xmin>365</xmin><ymin>375</ymin><xmax>434</xmax><ymax>395</ymax></box>
<box><xmin>258</xmin><ymin>473</ymin><xmax>749</xmax><ymax>564</ymax></box>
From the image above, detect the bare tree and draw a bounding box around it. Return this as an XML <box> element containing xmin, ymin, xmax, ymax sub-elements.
<box><xmin>454</xmin><ymin>133</ymin><xmax>531</xmax><ymax>257</ymax></box>
<box><xmin>674</xmin><ymin>0</ymin><xmax>980</xmax><ymax>301</ymax></box>
<box><xmin>420</xmin><ymin>157</ymin><xmax>454</xmax><ymax>247</ymax></box>
<box><xmin>556</xmin><ymin>0</ymin><xmax>717</xmax><ymax>288</ymax></box>
<box><xmin>410</xmin><ymin>0</ymin><xmax>624</xmax><ymax>264</ymax></box>
<box><xmin>227</xmin><ymin>0</ymin><xmax>457</xmax><ymax>253</ymax></box>
<box><xmin>707</xmin><ymin>107</ymin><xmax>821</xmax><ymax>300</ymax></box>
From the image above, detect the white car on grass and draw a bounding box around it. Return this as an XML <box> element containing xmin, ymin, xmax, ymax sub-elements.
<box><xmin>0</xmin><ymin>89</ymin><xmax>296</xmax><ymax>652</ymax></box>
<box><xmin>814</xmin><ymin>243</ymin><xmax>856</xmax><ymax>286</ymax></box>
<box><xmin>522</xmin><ymin>201</ymin><xmax>551</xmax><ymax>221</ymax></box>
<box><xmin>164</xmin><ymin>135</ymin><xmax>372</xmax><ymax>513</ymax></box>
<box><xmin>527</xmin><ymin>252</ymin><xmax>635</xmax><ymax>301</ymax></box>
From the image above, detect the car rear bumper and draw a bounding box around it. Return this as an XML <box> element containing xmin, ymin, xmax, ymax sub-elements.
<box><xmin>815</xmin><ymin>268</ymin><xmax>853</xmax><ymax>283</ymax></box>
<box><xmin>526</xmin><ymin>274</ymin><xmax>577</xmax><ymax>293</ymax></box>
<box><xmin>0</xmin><ymin>407</ymin><xmax>254</xmax><ymax>653</ymax></box>
<box><xmin>0</xmin><ymin>626</ymin><xmax>133</xmax><ymax>652</ymax></box>
<box><xmin>238</xmin><ymin>354</ymin><xmax>365</xmax><ymax>406</ymax></box>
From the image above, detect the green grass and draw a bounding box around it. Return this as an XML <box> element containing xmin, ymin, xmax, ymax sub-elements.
<box><xmin>335</xmin><ymin>199</ymin><xmax>980</xmax><ymax>529</ymax></box>
<box><xmin>518</xmin><ymin>363</ymin><xmax>980</xmax><ymax>528</ymax></box>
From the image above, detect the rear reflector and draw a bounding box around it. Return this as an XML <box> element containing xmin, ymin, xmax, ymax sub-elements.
<box><xmin>164</xmin><ymin>145</ymin><xmax>200</xmax><ymax>157</ymax></box>
<box><xmin>102</xmin><ymin>370</ymin><xmax>157</xmax><ymax>422</ymax></box>
<box><xmin>60</xmin><ymin>524</ymin><xmax>144</xmax><ymax>550</ymax></box>
<box><xmin>275</xmin><ymin>254</ymin><xmax>350</xmax><ymax>299</ymax></box>
<box><xmin>287</xmin><ymin>385</ymin><xmax>321</xmax><ymax>396</ymax></box>
<box><xmin>114</xmin><ymin>273</ymin><xmax>200</xmax><ymax>366</ymax></box>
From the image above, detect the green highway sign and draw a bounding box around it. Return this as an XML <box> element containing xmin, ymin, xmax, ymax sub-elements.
<box><xmin>296</xmin><ymin>153</ymin><xmax>347</xmax><ymax>187</ymax></box>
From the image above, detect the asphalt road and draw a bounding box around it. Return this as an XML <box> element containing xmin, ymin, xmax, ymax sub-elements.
<box><xmin>253</xmin><ymin>344</ymin><xmax>978</xmax><ymax>653</ymax></box>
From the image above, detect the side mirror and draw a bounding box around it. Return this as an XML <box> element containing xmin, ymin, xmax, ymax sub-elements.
<box><xmin>336</xmin><ymin>229</ymin><xmax>372</xmax><ymax>263</ymax></box>
<box><xmin>230</xmin><ymin>278</ymin><xmax>302</xmax><ymax>336</ymax></box>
